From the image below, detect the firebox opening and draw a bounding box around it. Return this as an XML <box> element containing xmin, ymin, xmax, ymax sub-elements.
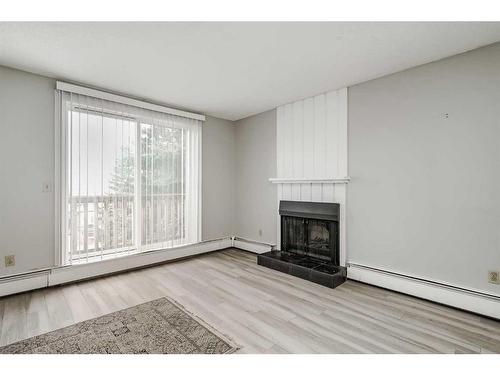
<box><xmin>257</xmin><ymin>200</ymin><xmax>346</xmax><ymax>289</ymax></box>
<box><xmin>280</xmin><ymin>200</ymin><xmax>340</xmax><ymax>266</ymax></box>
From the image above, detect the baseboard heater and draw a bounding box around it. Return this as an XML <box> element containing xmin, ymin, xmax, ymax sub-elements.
<box><xmin>0</xmin><ymin>237</ymin><xmax>232</xmax><ymax>297</ymax></box>
<box><xmin>232</xmin><ymin>236</ymin><xmax>274</xmax><ymax>254</ymax></box>
<box><xmin>0</xmin><ymin>269</ymin><xmax>50</xmax><ymax>297</ymax></box>
<box><xmin>0</xmin><ymin>236</ymin><xmax>275</xmax><ymax>298</ymax></box>
<box><xmin>348</xmin><ymin>263</ymin><xmax>500</xmax><ymax>320</ymax></box>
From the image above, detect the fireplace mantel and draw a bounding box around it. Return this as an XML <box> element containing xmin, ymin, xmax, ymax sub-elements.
<box><xmin>269</xmin><ymin>177</ymin><xmax>350</xmax><ymax>184</ymax></box>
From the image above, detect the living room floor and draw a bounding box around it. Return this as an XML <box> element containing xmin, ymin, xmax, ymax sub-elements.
<box><xmin>1</xmin><ymin>248</ymin><xmax>500</xmax><ymax>353</ymax></box>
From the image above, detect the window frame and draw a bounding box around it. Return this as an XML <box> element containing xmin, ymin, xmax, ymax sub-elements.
<box><xmin>55</xmin><ymin>85</ymin><xmax>202</xmax><ymax>267</ymax></box>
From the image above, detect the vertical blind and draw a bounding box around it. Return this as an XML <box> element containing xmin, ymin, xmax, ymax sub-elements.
<box><xmin>55</xmin><ymin>89</ymin><xmax>201</xmax><ymax>265</ymax></box>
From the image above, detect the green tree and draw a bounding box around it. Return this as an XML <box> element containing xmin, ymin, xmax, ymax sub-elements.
<box><xmin>109</xmin><ymin>125</ymin><xmax>184</xmax><ymax>195</ymax></box>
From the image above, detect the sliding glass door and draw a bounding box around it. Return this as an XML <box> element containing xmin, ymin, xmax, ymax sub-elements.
<box><xmin>56</xmin><ymin>91</ymin><xmax>201</xmax><ymax>265</ymax></box>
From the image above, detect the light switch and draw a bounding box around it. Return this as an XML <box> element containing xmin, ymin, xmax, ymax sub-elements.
<box><xmin>42</xmin><ymin>182</ymin><xmax>52</xmax><ymax>192</ymax></box>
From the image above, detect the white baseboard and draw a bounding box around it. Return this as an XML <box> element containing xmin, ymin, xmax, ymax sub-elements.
<box><xmin>232</xmin><ymin>237</ymin><xmax>274</xmax><ymax>254</ymax></box>
<box><xmin>348</xmin><ymin>263</ymin><xmax>500</xmax><ymax>320</ymax></box>
<box><xmin>0</xmin><ymin>271</ymin><xmax>49</xmax><ymax>297</ymax></box>
<box><xmin>2</xmin><ymin>241</ymin><xmax>498</xmax><ymax>320</ymax></box>
<box><xmin>0</xmin><ymin>238</ymin><xmax>232</xmax><ymax>297</ymax></box>
<box><xmin>49</xmin><ymin>238</ymin><xmax>232</xmax><ymax>286</ymax></box>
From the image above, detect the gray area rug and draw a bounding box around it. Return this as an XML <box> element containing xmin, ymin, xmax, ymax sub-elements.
<box><xmin>0</xmin><ymin>297</ymin><xmax>238</xmax><ymax>354</ymax></box>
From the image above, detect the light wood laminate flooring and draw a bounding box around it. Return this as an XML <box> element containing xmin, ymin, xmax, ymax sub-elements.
<box><xmin>1</xmin><ymin>248</ymin><xmax>500</xmax><ymax>353</ymax></box>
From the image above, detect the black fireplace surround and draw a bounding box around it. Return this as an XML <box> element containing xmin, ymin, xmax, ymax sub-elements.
<box><xmin>257</xmin><ymin>200</ymin><xmax>347</xmax><ymax>288</ymax></box>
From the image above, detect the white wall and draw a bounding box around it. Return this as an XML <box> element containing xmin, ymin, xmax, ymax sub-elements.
<box><xmin>348</xmin><ymin>43</ymin><xmax>500</xmax><ymax>295</ymax></box>
<box><xmin>234</xmin><ymin>110</ymin><xmax>277</xmax><ymax>244</ymax></box>
<box><xmin>0</xmin><ymin>65</ymin><xmax>56</xmax><ymax>275</ymax></box>
<box><xmin>202</xmin><ymin>116</ymin><xmax>235</xmax><ymax>240</ymax></box>
<box><xmin>0</xmin><ymin>65</ymin><xmax>236</xmax><ymax>276</ymax></box>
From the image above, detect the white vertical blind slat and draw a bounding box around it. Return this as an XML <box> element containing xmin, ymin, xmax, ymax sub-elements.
<box><xmin>174</xmin><ymin>118</ymin><xmax>179</xmax><ymax>247</ymax></box>
<box><xmin>118</xmin><ymin>101</ymin><xmax>124</xmax><ymax>253</ymax></box>
<box><xmin>170</xmin><ymin>118</ymin><xmax>175</xmax><ymax>249</ymax></box>
<box><xmin>77</xmin><ymin>94</ymin><xmax>82</xmax><ymax>257</ymax></box>
<box><xmin>134</xmin><ymin>112</ymin><xmax>141</xmax><ymax>255</ymax></box>
<box><xmin>162</xmin><ymin>119</ymin><xmax>167</xmax><ymax>249</ymax></box>
<box><xmin>113</xmin><ymin>101</ymin><xmax>118</xmax><ymax>254</ymax></box>
<box><xmin>182</xmin><ymin>125</ymin><xmax>186</xmax><ymax>241</ymax></box>
<box><xmin>150</xmin><ymin>113</ymin><xmax>154</xmax><ymax>248</ymax></box>
<box><xmin>100</xmin><ymin>98</ymin><xmax>104</xmax><ymax>260</ymax></box>
<box><xmin>185</xmin><ymin>129</ymin><xmax>191</xmax><ymax>243</ymax></box>
<box><xmin>68</xmin><ymin>92</ymin><xmax>74</xmax><ymax>264</ymax></box>
<box><xmin>85</xmin><ymin>95</ymin><xmax>90</xmax><ymax>262</ymax></box>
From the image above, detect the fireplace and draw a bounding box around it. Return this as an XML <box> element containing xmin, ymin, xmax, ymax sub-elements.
<box><xmin>257</xmin><ymin>200</ymin><xmax>347</xmax><ymax>288</ymax></box>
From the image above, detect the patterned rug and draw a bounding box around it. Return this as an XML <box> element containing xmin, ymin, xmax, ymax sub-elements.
<box><xmin>0</xmin><ymin>297</ymin><xmax>238</xmax><ymax>354</ymax></box>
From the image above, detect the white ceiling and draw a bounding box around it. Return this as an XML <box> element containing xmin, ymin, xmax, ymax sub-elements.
<box><xmin>1</xmin><ymin>22</ymin><xmax>500</xmax><ymax>121</ymax></box>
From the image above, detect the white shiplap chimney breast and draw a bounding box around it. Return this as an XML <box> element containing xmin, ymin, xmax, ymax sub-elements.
<box><xmin>271</xmin><ymin>88</ymin><xmax>349</xmax><ymax>266</ymax></box>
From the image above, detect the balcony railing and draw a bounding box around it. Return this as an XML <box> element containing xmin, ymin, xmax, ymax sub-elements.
<box><xmin>67</xmin><ymin>193</ymin><xmax>185</xmax><ymax>262</ymax></box>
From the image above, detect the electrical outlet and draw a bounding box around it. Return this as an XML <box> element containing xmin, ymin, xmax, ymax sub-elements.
<box><xmin>488</xmin><ymin>271</ymin><xmax>499</xmax><ymax>284</ymax></box>
<box><xmin>4</xmin><ymin>255</ymin><xmax>15</xmax><ymax>267</ymax></box>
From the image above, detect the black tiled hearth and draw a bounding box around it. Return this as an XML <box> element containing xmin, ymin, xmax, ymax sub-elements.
<box><xmin>257</xmin><ymin>250</ymin><xmax>346</xmax><ymax>289</ymax></box>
